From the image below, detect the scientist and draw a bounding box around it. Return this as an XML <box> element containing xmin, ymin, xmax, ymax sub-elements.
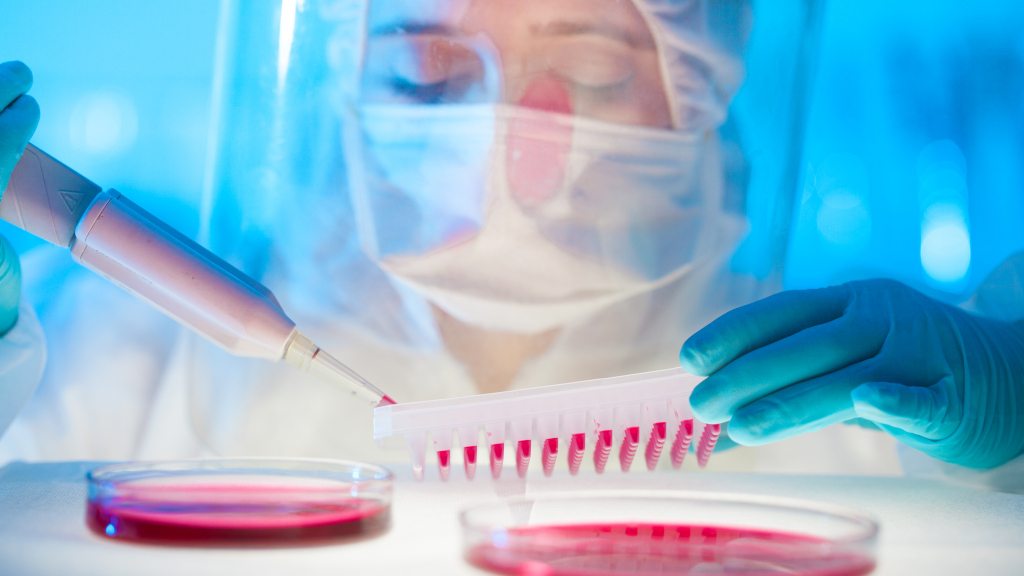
<box><xmin>0</xmin><ymin>0</ymin><xmax>1020</xmax><ymax>479</ymax></box>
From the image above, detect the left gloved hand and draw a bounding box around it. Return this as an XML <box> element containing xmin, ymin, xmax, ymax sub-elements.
<box><xmin>0</xmin><ymin>61</ymin><xmax>39</xmax><ymax>336</ymax></box>
<box><xmin>680</xmin><ymin>278</ymin><xmax>1024</xmax><ymax>469</ymax></box>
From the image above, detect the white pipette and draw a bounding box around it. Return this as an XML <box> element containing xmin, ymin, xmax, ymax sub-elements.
<box><xmin>0</xmin><ymin>144</ymin><xmax>395</xmax><ymax>407</ymax></box>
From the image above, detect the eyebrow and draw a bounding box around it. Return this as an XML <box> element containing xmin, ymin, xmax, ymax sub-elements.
<box><xmin>532</xmin><ymin>19</ymin><xmax>655</xmax><ymax>49</ymax></box>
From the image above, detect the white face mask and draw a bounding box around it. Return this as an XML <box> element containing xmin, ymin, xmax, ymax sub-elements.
<box><xmin>344</xmin><ymin>104</ymin><xmax>734</xmax><ymax>334</ymax></box>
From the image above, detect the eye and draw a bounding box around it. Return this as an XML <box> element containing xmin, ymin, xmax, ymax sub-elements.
<box><xmin>362</xmin><ymin>35</ymin><xmax>490</xmax><ymax>104</ymax></box>
<box><xmin>547</xmin><ymin>36</ymin><xmax>636</xmax><ymax>88</ymax></box>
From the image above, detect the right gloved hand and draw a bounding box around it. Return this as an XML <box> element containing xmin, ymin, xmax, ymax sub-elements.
<box><xmin>0</xmin><ymin>61</ymin><xmax>40</xmax><ymax>335</ymax></box>
<box><xmin>681</xmin><ymin>279</ymin><xmax>1024</xmax><ymax>470</ymax></box>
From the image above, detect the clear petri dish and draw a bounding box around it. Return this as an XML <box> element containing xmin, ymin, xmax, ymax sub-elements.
<box><xmin>86</xmin><ymin>458</ymin><xmax>392</xmax><ymax>546</ymax></box>
<box><xmin>460</xmin><ymin>492</ymin><xmax>878</xmax><ymax>576</ymax></box>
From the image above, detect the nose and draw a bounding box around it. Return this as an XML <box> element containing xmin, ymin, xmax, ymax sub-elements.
<box><xmin>506</xmin><ymin>76</ymin><xmax>574</xmax><ymax>205</ymax></box>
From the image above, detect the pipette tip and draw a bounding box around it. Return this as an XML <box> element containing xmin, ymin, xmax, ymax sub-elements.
<box><xmin>285</xmin><ymin>332</ymin><xmax>396</xmax><ymax>408</ymax></box>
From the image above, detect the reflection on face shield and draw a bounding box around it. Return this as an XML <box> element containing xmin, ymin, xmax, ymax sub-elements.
<box><xmin>346</xmin><ymin>0</ymin><xmax>743</xmax><ymax>333</ymax></box>
<box><xmin>360</xmin><ymin>0</ymin><xmax>682</xmax><ymax>127</ymax></box>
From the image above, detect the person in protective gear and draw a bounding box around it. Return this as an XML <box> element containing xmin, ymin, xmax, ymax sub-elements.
<box><xmin>0</xmin><ymin>61</ymin><xmax>46</xmax><ymax>439</ymax></box>
<box><xmin>682</xmin><ymin>276</ymin><xmax>1024</xmax><ymax>471</ymax></box>
<box><xmin>0</xmin><ymin>1</ymin><xmax>891</xmax><ymax>477</ymax></box>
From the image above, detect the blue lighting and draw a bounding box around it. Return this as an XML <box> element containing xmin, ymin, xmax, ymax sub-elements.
<box><xmin>491</xmin><ymin>529</ymin><xmax>509</xmax><ymax>549</ymax></box>
<box><xmin>813</xmin><ymin>153</ymin><xmax>873</xmax><ymax>250</ymax></box>
<box><xmin>918</xmin><ymin>140</ymin><xmax>971</xmax><ymax>285</ymax></box>
<box><xmin>785</xmin><ymin>0</ymin><xmax>1024</xmax><ymax>297</ymax></box>
<box><xmin>105</xmin><ymin>523</ymin><xmax>116</xmax><ymax>536</ymax></box>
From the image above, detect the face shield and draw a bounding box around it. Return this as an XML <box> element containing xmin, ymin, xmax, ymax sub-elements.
<box><xmin>202</xmin><ymin>0</ymin><xmax>815</xmax><ymax>335</ymax></box>
<box><xmin>339</xmin><ymin>0</ymin><xmax>746</xmax><ymax>332</ymax></box>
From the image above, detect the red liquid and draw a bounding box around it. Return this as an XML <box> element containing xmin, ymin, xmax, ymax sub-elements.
<box><xmin>670</xmin><ymin>419</ymin><xmax>694</xmax><ymax>469</ymax></box>
<box><xmin>465</xmin><ymin>446</ymin><xmax>478</xmax><ymax>480</ymax></box>
<box><xmin>542</xmin><ymin>438</ymin><xmax>559</xmax><ymax>477</ymax></box>
<box><xmin>619</xmin><ymin>427</ymin><xmax>640</xmax><ymax>472</ymax></box>
<box><xmin>568</xmin><ymin>434</ymin><xmax>586</xmax><ymax>476</ymax></box>
<box><xmin>87</xmin><ymin>487</ymin><xmax>389</xmax><ymax>545</ymax></box>
<box><xmin>377</xmin><ymin>395</ymin><xmax>397</xmax><ymax>407</ymax></box>
<box><xmin>594</xmin><ymin>430</ymin><xmax>613</xmax><ymax>474</ymax></box>
<box><xmin>467</xmin><ymin>522</ymin><xmax>875</xmax><ymax>576</ymax></box>
<box><xmin>645</xmin><ymin>422</ymin><xmax>667</xmax><ymax>471</ymax></box>
<box><xmin>696</xmin><ymin>424</ymin><xmax>721</xmax><ymax>468</ymax></box>
<box><xmin>438</xmin><ymin>449</ymin><xmax>451</xmax><ymax>482</ymax></box>
<box><xmin>491</xmin><ymin>443</ymin><xmax>505</xmax><ymax>479</ymax></box>
<box><xmin>516</xmin><ymin>440</ymin><xmax>532</xmax><ymax>478</ymax></box>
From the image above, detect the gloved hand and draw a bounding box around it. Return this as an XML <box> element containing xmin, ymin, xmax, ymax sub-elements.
<box><xmin>680</xmin><ymin>278</ymin><xmax>1024</xmax><ymax>469</ymax></box>
<box><xmin>0</xmin><ymin>61</ymin><xmax>40</xmax><ymax>335</ymax></box>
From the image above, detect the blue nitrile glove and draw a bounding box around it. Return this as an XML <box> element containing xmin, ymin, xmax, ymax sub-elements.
<box><xmin>0</xmin><ymin>61</ymin><xmax>40</xmax><ymax>335</ymax></box>
<box><xmin>680</xmin><ymin>279</ymin><xmax>1024</xmax><ymax>469</ymax></box>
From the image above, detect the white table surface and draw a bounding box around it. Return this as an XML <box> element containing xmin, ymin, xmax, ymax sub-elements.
<box><xmin>1</xmin><ymin>461</ymin><xmax>1022</xmax><ymax>575</ymax></box>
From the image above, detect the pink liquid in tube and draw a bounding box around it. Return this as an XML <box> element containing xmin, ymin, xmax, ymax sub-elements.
<box><xmin>541</xmin><ymin>438</ymin><xmax>558</xmax><ymax>476</ymax></box>
<box><xmin>697</xmin><ymin>423</ymin><xmax>720</xmax><ymax>468</ymax></box>
<box><xmin>645</xmin><ymin>422</ymin><xmax>667</xmax><ymax>471</ymax></box>
<box><xmin>467</xmin><ymin>522</ymin><xmax>875</xmax><ymax>576</ymax></box>
<box><xmin>437</xmin><ymin>449</ymin><xmax>451</xmax><ymax>481</ymax></box>
<box><xmin>516</xmin><ymin>440</ymin><xmax>531</xmax><ymax>478</ymax></box>
<box><xmin>593</xmin><ymin>430</ymin><xmax>613</xmax><ymax>474</ymax></box>
<box><xmin>567</xmin><ymin>434</ymin><xmax>585</xmax><ymax>476</ymax></box>
<box><xmin>671</xmin><ymin>419</ymin><xmax>694</xmax><ymax>469</ymax></box>
<box><xmin>377</xmin><ymin>394</ymin><xmax>397</xmax><ymax>407</ymax></box>
<box><xmin>491</xmin><ymin>443</ymin><xmax>505</xmax><ymax>479</ymax></box>
<box><xmin>87</xmin><ymin>487</ymin><xmax>389</xmax><ymax>545</ymax></box>
<box><xmin>465</xmin><ymin>446</ymin><xmax>478</xmax><ymax>480</ymax></box>
<box><xmin>618</xmin><ymin>426</ymin><xmax>639</xmax><ymax>472</ymax></box>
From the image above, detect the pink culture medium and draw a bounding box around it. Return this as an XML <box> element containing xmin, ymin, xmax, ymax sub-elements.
<box><xmin>467</xmin><ymin>522</ymin><xmax>876</xmax><ymax>576</ymax></box>
<box><xmin>86</xmin><ymin>459</ymin><xmax>392</xmax><ymax>545</ymax></box>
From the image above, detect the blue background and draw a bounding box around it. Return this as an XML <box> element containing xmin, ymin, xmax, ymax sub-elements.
<box><xmin>2</xmin><ymin>0</ymin><xmax>1022</xmax><ymax>300</ymax></box>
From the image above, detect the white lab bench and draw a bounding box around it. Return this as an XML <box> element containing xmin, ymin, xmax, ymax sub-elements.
<box><xmin>1</xmin><ymin>461</ymin><xmax>1022</xmax><ymax>575</ymax></box>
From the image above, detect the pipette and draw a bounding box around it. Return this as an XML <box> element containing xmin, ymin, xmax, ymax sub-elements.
<box><xmin>1</xmin><ymin>144</ymin><xmax>394</xmax><ymax>407</ymax></box>
<box><xmin>373</xmin><ymin>367</ymin><xmax>719</xmax><ymax>480</ymax></box>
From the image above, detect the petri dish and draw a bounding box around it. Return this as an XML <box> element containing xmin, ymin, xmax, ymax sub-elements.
<box><xmin>460</xmin><ymin>492</ymin><xmax>878</xmax><ymax>576</ymax></box>
<box><xmin>86</xmin><ymin>458</ymin><xmax>392</xmax><ymax>546</ymax></box>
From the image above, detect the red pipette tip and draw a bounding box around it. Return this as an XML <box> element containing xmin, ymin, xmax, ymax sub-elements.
<box><xmin>619</xmin><ymin>426</ymin><xmax>640</xmax><ymax>472</ymax></box>
<box><xmin>696</xmin><ymin>423</ymin><xmax>721</xmax><ymax>468</ymax></box>
<box><xmin>437</xmin><ymin>449</ymin><xmax>450</xmax><ymax>482</ymax></box>
<box><xmin>670</xmin><ymin>419</ymin><xmax>694</xmax><ymax>469</ymax></box>
<box><xmin>542</xmin><ymin>438</ymin><xmax>558</xmax><ymax>477</ymax></box>
<box><xmin>376</xmin><ymin>395</ymin><xmax>397</xmax><ymax>407</ymax></box>
<box><xmin>593</xmin><ymin>430</ymin><xmax>613</xmax><ymax>474</ymax></box>
<box><xmin>464</xmin><ymin>446</ymin><xmax>477</xmax><ymax>480</ymax></box>
<box><xmin>645</xmin><ymin>422</ymin><xmax>667</xmax><ymax>471</ymax></box>
<box><xmin>516</xmin><ymin>440</ymin><xmax>531</xmax><ymax>478</ymax></box>
<box><xmin>567</xmin><ymin>434</ymin><xmax>585</xmax><ymax>476</ymax></box>
<box><xmin>490</xmin><ymin>443</ymin><xmax>505</xmax><ymax>479</ymax></box>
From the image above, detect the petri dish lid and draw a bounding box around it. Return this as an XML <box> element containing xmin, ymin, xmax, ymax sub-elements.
<box><xmin>460</xmin><ymin>491</ymin><xmax>879</xmax><ymax>576</ymax></box>
<box><xmin>86</xmin><ymin>458</ymin><xmax>392</xmax><ymax>546</ymax></box>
